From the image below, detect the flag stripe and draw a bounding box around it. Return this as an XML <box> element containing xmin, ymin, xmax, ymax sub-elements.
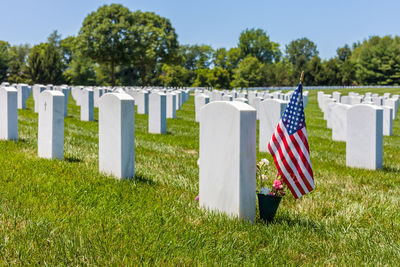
<box><xmin>268</xmin><ymin>139</ymin><xmax>301</xmax><ymax>198</ymax></box>
<box><xmin>269</xmin><ymin>132</ymin><xmax>302</xmax><ymax>198</ymax></box>
<box><xmin>279</xmin><ymin>124</ymin><xmax>314</xmax><ymax>189</ymax></box>
<box><xmin>270</xmin><ymin>128</ymin><xmax>305</xmax><ymax>197</ymax></box>
<box><xmin>275</xmin><ymin>123</ymin><xmax>311</xmax><ymax>194</ymax></box>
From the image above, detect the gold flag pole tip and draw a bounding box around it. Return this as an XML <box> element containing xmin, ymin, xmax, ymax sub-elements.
<box><xmin>300</xmin><ymin>71</ymin><xmax>304</xmax><ymax>84</ymax></box>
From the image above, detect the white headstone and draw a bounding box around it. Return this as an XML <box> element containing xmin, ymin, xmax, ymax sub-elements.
<box><xmin>234</xmin><ymin>97</ymin><xmax>249</xmax><ymax>104</ymax></box>
<box><xmin>149</xmin><ymin>92</ymin><xmax>167</xmax><ymax>134</ymax></box>
<box><xmin>331</xmin><ymin>103</ymin><xmax>350</xmax><ymax>141</ymax></box>
<box><xmin>195</xmin><ymin>94</ymin><xmax>210</xmax><ymax>122</ymax></box>
<box><xmin>61</xmin><ymin>87</ymin><xmax>70</xmax><ymax>117</ymax></box>
<box><xmin>38</xmin><ymin>90</ymin><xmax>64</xmax><ymax>159</ymax></box>
<box><xmin>80</xmin><ymin>88</ymin><xmax>94</xmax><ymax>121</ymax></box>
<box><xmin>199</xmin><ymin>101</ymin><xmax>256</xmax><ymax>221</ymax></box>
<box><xmin>94</xmin><ymin>88</ymin><xmax>103</xmax><ymax>108</ymax></box>
<box><xmin>303</xmin><ymin>91</ymin><xmax>309</xmax><ymax>108</ymax></box>
<box><xmin>346</xmin><ymin>104</ymin><xmax>383</xmax><ymax>170</ymax></box>
<box><xmin>175</xmin><ymin>91</ymin><xmax>182</xmax><ymax>110</ymax></box>
<box><xmin>33</xmin><ymin>85</ymin><xmax>46</xmax><ymax>113</ymax></box>
<box><xmin>252</xmin><ymin>96</ymin><xmax>263</xmax><ymax>120</ymax></box>
<box><xmin>166</xmin><ymin>93</ymin><xmax>177</xmax><ymax>119</ymax></box>
<box><xmin>382</xmin><ymin>106</ymin><xmax>393</xmax><ymax>136</ymax></box>
<box><xmin>383</xmin><ymin>99</ymin><xmax>397</xmax><ymax>119</ymax></box>
<box><xmin>259</xmin><ymin>99</ymin><xmax>287</xmax><ymax>152</ymax></box>
<box><xmin>222</xmin><ymin>95</ymin><xmax>233</xmax><ymax>101</ymax></box>
<box><xmin>17</xmin><ymin>84</ymin><xmax>30</xmax><ymax>109</ymax></box>
<box><xmin>99</xmin><ymin>93</ymin><xmax>135</xmax><ymax>179</ymax></box>
<box><xmin>0</xmin><ymin>87</ymin><xmax>18</xmax><ymax>140</ymax></box>
<box><xmin>332</xmin><ymin>91</ymin><xmax>341</xmax><ymax>102</ymax></box>
<box><xmin>136</xmin><ymin>90</ymin><xmax>149</xmax><ymax>114</ymax></box>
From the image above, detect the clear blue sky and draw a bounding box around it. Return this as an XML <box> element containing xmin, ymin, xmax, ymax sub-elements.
<box><xmin>1</xmin><ymin>0</ymin><xmax>399</xmax><ymax>59</ymax></box>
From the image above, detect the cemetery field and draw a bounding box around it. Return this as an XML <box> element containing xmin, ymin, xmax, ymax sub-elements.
<box><xmin>1</xmin><ymin>88</ymin><xmax>400</xmax><ymax>265</ymax></box>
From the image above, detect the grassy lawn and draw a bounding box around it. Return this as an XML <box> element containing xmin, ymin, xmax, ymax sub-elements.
<box><xmin>0</xmin><ymin>88</ymin><xmax>399</xmax><ymax>265</ymax></box>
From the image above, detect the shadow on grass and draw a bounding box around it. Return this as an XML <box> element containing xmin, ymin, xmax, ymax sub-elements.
<box><xmin>65</xmin><ymin>156</ymin><xmax>82</xmax><ymax>163</ymax></box>
<box><xmin>135</xmin><ymin>174</ymin><xmax>156</xmax><ymax>185</ymax></box>
<box><xmin>257</xmin><ymin>214</ymin><xmax>319</xmax><ymax>229</ymax></box>
<box><xmin>381</xmin><ymin>165</ymin><xmax>400</xmax><ymax>173</ymax></box>
<box><xmin>16</xmin><ymin>138</ymin><xmax>29</xmax><ymax>144</ymax></box>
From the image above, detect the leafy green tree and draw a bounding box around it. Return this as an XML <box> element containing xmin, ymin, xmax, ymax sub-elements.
<box><xmin>265</xmin><ymin>60</ymin><xmax>294</xmax><ymax>86</ymax></box>
<box><xmin>285</xmin><ymin>37</ymin><xmax>318</xmax><ymax>80</ymax></box>
<box><xmin>226</xmin><ymin>47</ymin><xmax>242</xmax><ymax>71</ymax></box>
<box><xmin>159</xmin><ymin>64</ymin><xmax>188</xmax><ymax>87</ymax></box>
<box><xmin>320</xmin><ymin>58</ymin><xmax>341</xmax><ymax>85</ymax></box>
<box><xmin>192</xmin><ymin>68</ymin><xmax>214</xmax><ymax>87</ymax></box>
<box><xmin>304</xmin><ymin>55</ymin><xmax>323</xmax><ymax>85</ymax></box>
<box><xmin>337</xmin><ymin>44</ymin><xmax>352</xmax><ymax>62</ymax></box>
<box><xmin>213</xmin><ymin>48</ymin><xmax>228</xmax><ymax>69</ymax></box>
<box><xmin>0</xmin><ymin>41</ymin><xmax>10</xmax><ymax>82</ymax></box>
<box><xmin>238</xmin><ymin>28</ymin><xmax>281</xmax><ymax>64</ymax></box>
<box><xmin>340</xmin><ymin>60</ymin><xmax>356</xmax><ymax>85</ymax></box>
<box><xmin>7</xmin><ymin>44</ymin><xmax>30</xmax><ymax>83</ymax></box>
<box><xmin>231</xmin><ymin>56</ymin><xmax>267</xmax><ymax>88</ymax></box>
<box><xmin>130</xmin><ymin>11</ymin><xmax>179</xmax><ymax>85</ymax></box>
<box><xmin>77</xmin><ymin>4</ymin><xmax>134</xmax><ymax>86</ymax></box>
<box><xmin>27</xmin><ymin>42</ymin><xmax>64</xmax><ymax>84</ymax></box>
<box><xmin>64</xmin><ymin>56</ymin><xmax>97</xmax><ymax>85</ymax></box>
<box><xmin>351</xmin><ymin>35</ymin><xmax>400</xmax><ymax>85</ymax></box>
<box><xmin>181</xmin><ymin>44</ymin><xmax>214</xmax><ymax>70</ymax></box>
<box><xmin>60</xmin><ymin>36</ymin><xmax>76</xmax><ymax>66</ymax></box>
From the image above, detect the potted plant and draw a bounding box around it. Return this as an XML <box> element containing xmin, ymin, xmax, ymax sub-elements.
<box><xmin>256</xmin><ymin>158</ymin><xmax>285</xmax><ymax>222</ymax></box>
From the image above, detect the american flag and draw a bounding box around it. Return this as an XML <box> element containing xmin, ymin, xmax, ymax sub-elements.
<box><xmin>267</xmin><ymin>83</ymin><xmax>314</xmax><ymax>199</ymax></box>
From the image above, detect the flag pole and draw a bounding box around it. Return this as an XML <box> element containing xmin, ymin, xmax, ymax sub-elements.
<box><xmin>300</xmin><ymin>71</ymin><xmax>304</xmax><ymax>84</ymax></box>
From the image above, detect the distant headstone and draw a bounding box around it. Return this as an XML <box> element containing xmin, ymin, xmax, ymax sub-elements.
<box><xmin>17</xmin><ymin>84</ymin><xmax>30</xmax><ymax>109</ymax></box>
<box><xmin>94</xmin><ymin>88</ymin><xmax>103</xmax><ymax>108</ymax></box>
<box><xmin>166</xmin><ymin>93</ymin><xmax>177</xmax><ymax>119</ymax></box>
<box><xmin>253</xmin><ymin>96</ymin><xmax>263</xmax><ymax>120</ymax></box>
<box><xmin>38</xmin><ymin>90</ymin><xmax>64</xmax><ymax>159</ymax></box>
<box><xmin>259</xmin><ymin>99</ymin><xmax>287</xmax><ymax>152</ymax></box>
<box><xmin>99</xmin><ymin>93</ymin><xmax>135</xmax><ymax>179</ymax></box>
<box><xmin>346</xmin><ymin>104</ymin><xmax>383</xmax><ymax>170</ymax></box>
<box><xmin>222</xmin><ymin>95</ymin><xmax>233</xmax><ymax>101</ymax></box>
<box><xmin>331</xmin><ymin>103</ymin><xmax>350</xmax><ymax>141</ymax></box>
<box><xmin>175</xmin><ymin>91</ymin><xmax>182</xmax><ymax>110</ymax></box>
<box><xmin>195</xmin><ymin>94</ymin><xmax>210</xmax><ymax>122</ymax></box>
<box><xmin>0</xmin><ymin>87</ymin><xmax>18</xmax><ymax>140</ymax></box>
<box><xmin>33</xmin><ymin>85</ymin><xmax>46</xmax><ymax>113</ymax></box>
<box><xmin>61</xmin><ymin>87</ymin><xmax>70</xmax><ymax>117</ymax></box>
<box><xmin>234</xmin><ymin>97</ymin><xmax>249</xmax><ymax>104</ymax></box>
<box><xmin>303</xmin><ymin>91</ymin><xmax>309</xmax><ymax>108</ymax></box>
<box><xmin>349</xmin><ymin>96</ymin><xmax>363</xmax><ymax>105</ymax></box>
<box><xmin>383</xmin><ymin>99</ymin><xmax>397</xmax><ymax>119</ymax></box>
<box><xmin>199</xmin><ymin>101</ymin><xmax>256</xmax><ymax>221</ymax></box>
<box><xmin>149</xmin><ymin>92</ymin><xmax>167</xmax><ymax>134</ymax></box>
<box><xmin>136</xmin><ymin>90</ymin><xmax>149</xmax><ymax>114</ymax></box>
<box><xmin>382</xmin><ymin>106</ymin><xmax>393</xmax><ymax>136</ymax></box>
<box><xmin>80</xmin><ymin>88</ymin><xmax>94</xmax><ymax>121</ymax></box>
<box><xmin>332</xmin><ymin>91</ymin><xmax>341</xmax><ymax>102</ymax></box>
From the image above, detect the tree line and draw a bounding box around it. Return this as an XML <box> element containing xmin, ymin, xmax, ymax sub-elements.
<box><xmin>1</xmin><ymin>4</ymin><xmax>400</xmax><ymax>88</ymax></box>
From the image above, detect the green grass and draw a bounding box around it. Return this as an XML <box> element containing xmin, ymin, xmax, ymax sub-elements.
<box><xmin>0</xmin><ymin>88</ymin><xmax>399</xmax><ymax>265</ymax></box>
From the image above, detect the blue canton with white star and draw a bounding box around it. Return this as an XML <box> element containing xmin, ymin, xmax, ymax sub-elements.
<box><xmin>282</xmin><ymin>83</ymin><xmax>306</xmax><ymax>136</ymax></box>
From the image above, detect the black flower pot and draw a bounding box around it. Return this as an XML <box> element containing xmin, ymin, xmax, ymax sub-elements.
<box><xmin>257</xmin><ymin>193</ymin><xmax>281</xmax><ymax>222</ymax></box>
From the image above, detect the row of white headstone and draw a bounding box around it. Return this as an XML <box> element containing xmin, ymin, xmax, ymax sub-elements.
<box><xmin>0</xmin><ymin>83</ymin><xmax>192</xmax><ymax>180</ymax></box>
<box><xmin>69</xmin><ymin>86</ymin><xmax>191</xmax><ymax>134</ymax></box>
<box><xmin>318</xmin><ymin>91</ymin><xmax>399</xmax><ymax>170</ymax></box>
<box><xmin>194</xmin><ymin>89</ymin><xmax>309</xmax><ymax>153</ymax></box>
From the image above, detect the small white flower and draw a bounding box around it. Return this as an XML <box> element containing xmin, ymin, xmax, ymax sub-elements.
<box><xmin>260</xmin><ymin>187</ymin><xmax>270</xmax><ymax>195</ymax></box>
<box><xmin>260</xmin><ymin>158</ymin><xmax>269</xmax><ymax>165</ymax></box>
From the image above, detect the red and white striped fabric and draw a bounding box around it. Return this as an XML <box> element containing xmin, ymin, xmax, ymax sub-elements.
<box><xmin>267</xmin><ymin>83</ymin><xmax>314</xmax><ymax>199</ymax></box>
